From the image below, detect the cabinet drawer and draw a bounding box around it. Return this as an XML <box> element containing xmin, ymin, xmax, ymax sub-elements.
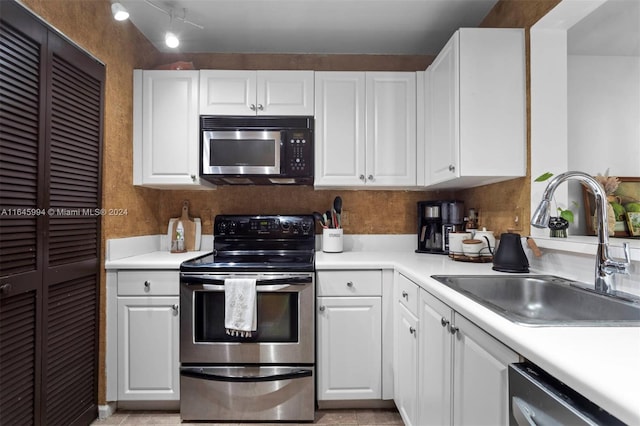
<box><xmin>316</xmin><ymin>270</ymin><xmax>382</xmax><ymax>296</ymax></box>
<box><xmin>117</xmin><ymin>270</ymin><xmax>179</xmax><ymax>296</ymax></box>
<box><xmin>397</xmin><ymin>274</ymin><xmax>419</xmax><ymax>315</ymax></box>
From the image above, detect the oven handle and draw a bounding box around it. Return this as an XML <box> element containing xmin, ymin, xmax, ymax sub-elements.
<box><xmin>181</xmin><ymin>367</ymin><xmax>313</xmax><ymax>383</ymax></box>
<box><xmin>181</xmin><ymin>274</ymin><xmax>312</xmax><ymax>287</ymax></box>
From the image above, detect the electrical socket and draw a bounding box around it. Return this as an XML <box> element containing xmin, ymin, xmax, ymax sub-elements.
<box><xmin>510</xmin><ymin>207</ymin><xmax>524</xmax><ymax>231</ymax></box>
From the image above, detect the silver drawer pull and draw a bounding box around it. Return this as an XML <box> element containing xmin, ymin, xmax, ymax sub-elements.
<box><xmin>441</xmin><ymin>317</ymin><xmax>450</xmax><ymax>328</ymax></box>
<box><xmin>319</xmin><ymin>305</ymin><xmax>326</xmax><ymax>312</ymax></box>
<box><xmin>402</xmin><ymin>291</ymin><xmax>408</xmax><ymax>299</ymax></box>
<box><xmin>409</xmin><ymin>326</ymin><xmax>416</xmax><ymax>335</ymax></box>
<box><xmin>172</xmin><ymin>304</ymin><xmax>179</xmax><ymax>314</ymax></box>
<box><xmin>144</xmin><ymin>280</ymin><xmax>151</xmax><ymax>289</ymax></box>
<box><xmin>346</xmin><ymin>281</ymin><xmax>353</xmax><ymax>287</ymax></box>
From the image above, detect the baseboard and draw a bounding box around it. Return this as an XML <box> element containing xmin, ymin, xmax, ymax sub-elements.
<box><xmin>116</xmin><ymin>400</ymin><xmax>180</xmax><ymax>411</ymax></box>
<box><xmin>98</xmin><ymin>402</ymin><xmax>117</xmax><ymax>419</ymax></box>
<box><xmin>317</xmin><ymin>399</ymin><xmax>396</xmax><ymax>410</ymax></box>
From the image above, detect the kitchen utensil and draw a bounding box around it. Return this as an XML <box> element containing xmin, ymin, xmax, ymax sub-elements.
<box><xmin>169</xmin><ymin>201</ymin><xmax>199</xmax><ymax>252</ymax></box>
<box><xmin>313</xmin><ymin>211</ymin><xmax>327</xmax><ymax>228</ymax></box>
<box><xmin>492</xmin><ymin>233</ymin><xmax>529</xmax><ymax>273</ymax></box>
<box><xmin>333</xmin><ymin>196</ymin><xmax>342</xmax><ymax>228</ymax></box>
<box><xmin>462</xmin><ymin>239</ymin><xmax>483</xmax><ymax>258</ymax></box>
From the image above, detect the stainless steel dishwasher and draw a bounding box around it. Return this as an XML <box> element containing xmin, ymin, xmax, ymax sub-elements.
<box><xmin>508</xmin><ymin>362</ymin><xmax>625</xmax><ymax>426</ymax></box>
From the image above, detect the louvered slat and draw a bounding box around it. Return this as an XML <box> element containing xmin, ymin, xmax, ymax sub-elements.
<box><xmin>0</xmin><ymin>19</ymin><xmax>40</xmax><ymax>278</ymax></box>
<box><xmin>45</xmin><ymin>276</ymin><xmax>97</xmax><ymax>426</ymax></box>
<box><xmin>0</xmin><ymin>290</ymin><xmax>37</xmax><ymax>426</ymax></box>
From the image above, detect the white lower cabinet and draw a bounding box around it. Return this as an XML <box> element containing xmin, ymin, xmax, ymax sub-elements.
<box><xmin>316</xmin><ymin>270</ymin><xmax>385</xmax><ymax>401</ymax></box>
<box><xmin>418</xmin><ymin>288</ymin><xmax>519</xmax><ymax>426</ymax></box>
<box><xmin>395</xmin><ymin>302</ymin><xmax>419</xmax><ymax>425</ymax></box>
<box><xmin>116</xmin><ymin>270</ymin><xmax>180</xmax><ymax>401</ymax></box>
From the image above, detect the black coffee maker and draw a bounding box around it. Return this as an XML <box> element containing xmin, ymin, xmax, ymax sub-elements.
<box><xmin>416</xmin><ymin>200</ymin><xmax>465</xmax><ymax>254</ymax></box>
<box><xmin>492</xmin><ymin>233</ymin><xmax>529</xmax><ymax>273</ymax></box>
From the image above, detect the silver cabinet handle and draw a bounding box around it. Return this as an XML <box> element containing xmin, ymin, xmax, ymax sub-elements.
<box><xmin>190</xmin><ymin>174</ymin><xmax>196</xmax><ymax>182</ymax></box>
<box><xmin>346</xmin><ymin>281</ymin><xmax>353</xmax><ymax>287</ymax></box>
<box><xmin>359</xmin><ymin>174</ymin><xmax>366</xmax><ymax>181</ymax></box>
<box><xmin>172</xmin><ymin>304</ymin><xmax>179</xmax><ymax>314</ymax></box>
<box><xmin>250</xmin><ymin>104</ymin><xmax>256</xmax><ymax>111</ymax></box>
<box><xmin>450</xmin><ymin>326</ymin><xmax>459</xmax><ymax>335</ymax></box>
<box><xmin>448</xmin><ymin>164</ymin><xmax>455</xmax><ymax>172</ymax></box>
<box><xmin>367</xmin><ymin>174</ymin><xmax>374</xmax><ymax>181</ymax></box>
<box><xmin>144</xmin><ymin>280</ymin><xmax>151</xmax><ymax>289</ymax></box>
<box><xmin>402</xmin><ymin>291</ymin><xmax>408</xmax><ymax>299</ymax></box>
<box><xmin>257</xmin><ymin>104</ymin><xmax>264</xmax><ymax>111</ymax></box>
<box><xmin>319</xmin><ymin>305</ymin><xmax>326</xmax><ymax>312</ymax></box>
<box><xmin>409</xmin><ymin>326</ymin><xmax>416</xmax><ymax>335</ymax></box>
<box><xmin>441</xmin><ymin>317</ymin><xmax>450</xmax><ymax>328</ymax></box>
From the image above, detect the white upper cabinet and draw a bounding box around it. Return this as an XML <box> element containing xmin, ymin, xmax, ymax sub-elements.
<box><xmin>199</xmin><ymin>70</ymin><xmax>314</xmax><ymax>116</ymax></box>
<box><xmin>133</xmin><ymin>70</ymin><xmax>213</xmax><ymax>189</ymax></box>
<box><xmin>315</xmin><ymin>72</ymin><xmax>416</xmax><ymax>188</ymax></box>
<box><xmin>424</xmin><ymin>28</ymin><xmax>526</xmax><ymax>189</ymax></box>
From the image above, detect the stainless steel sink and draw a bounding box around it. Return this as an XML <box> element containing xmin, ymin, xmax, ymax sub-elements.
<box><xmin>431</xmin><ymin>275</ymin><xmax>640</xmax><ymax>326</ymax></box>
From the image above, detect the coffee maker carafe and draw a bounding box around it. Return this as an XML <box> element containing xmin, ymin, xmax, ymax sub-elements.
<box><xmin>416</xmin><ymin>201</ymin><xmax>465</xmax><ymax>254</ymax></box>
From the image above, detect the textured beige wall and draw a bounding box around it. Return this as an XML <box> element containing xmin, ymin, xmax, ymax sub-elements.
<box><xmin>18</xmin><ymin>0</ymin><xmax>560</xmax><ymax>405</ymax></box>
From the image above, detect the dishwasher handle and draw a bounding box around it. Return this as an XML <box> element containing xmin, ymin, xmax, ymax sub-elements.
<box><xmin>512</xmin><ymin>397</ymin><xmax>539</xmax><ymax>426</ymax></box>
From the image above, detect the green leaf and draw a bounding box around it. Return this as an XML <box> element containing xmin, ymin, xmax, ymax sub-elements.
<box><xmin>560</xmin><ymin>209</ymin><xmax>574</xmax><ymax>223</ymax></box>
<box><xmin>535</xmin><ymin>172</ymin><xmax>554</xmax><ymax>182</ymax></box>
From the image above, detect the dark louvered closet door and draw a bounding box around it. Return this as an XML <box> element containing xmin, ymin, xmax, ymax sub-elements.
<box><xmin>0</xmin><ymin>2</ymin><xmax>104</xmax><ymax>425</ymax></box>
<box><xmin>0</xmin><ymin>5</ymin><xmax>46</xmax><ymax>425</ymax></box>
<box><xmin>42</xmin><ymin>31</ymin><xmax>103</xmax><ymax>426</ymax></box>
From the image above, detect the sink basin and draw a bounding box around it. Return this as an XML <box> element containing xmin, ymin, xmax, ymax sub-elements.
<box><xmin>431</xmin><ymin>275</ymin><xmax>640</xmax><ymax>326</ymax></box>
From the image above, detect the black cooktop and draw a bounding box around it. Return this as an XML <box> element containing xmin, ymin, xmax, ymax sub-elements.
<box><xmin>181</xmin><ymin>215</ymin><xmax>316</xmax><ymax>273</ymax></box>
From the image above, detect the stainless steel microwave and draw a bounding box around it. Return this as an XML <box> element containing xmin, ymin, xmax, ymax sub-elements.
<box><xmin>200</xmin><ymin>116</ymin><xmax>314</xmax><ymax>185</ymax></box>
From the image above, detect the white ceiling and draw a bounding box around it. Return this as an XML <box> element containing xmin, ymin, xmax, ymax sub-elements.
<box><xmin>118</xmin><ymin>0</ymin><xmax>499</xmax><ymax>55</ymax></box>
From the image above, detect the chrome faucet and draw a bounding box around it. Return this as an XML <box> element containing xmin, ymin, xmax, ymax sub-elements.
<box><xmin>531</xmin><ymin>171</ymin><xmax>630</xmax><ymax>294</ymax></box>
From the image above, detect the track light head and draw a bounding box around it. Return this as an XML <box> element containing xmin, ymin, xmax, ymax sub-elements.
<box><xmin>165</xmin><ymin>31</ymin><xmax>180</xmax><ymax>48</ymax></box>
<box><xmin>111</xmin><ymin>2</ymin><xmax>129</xmax><ymax>21</ymax></box>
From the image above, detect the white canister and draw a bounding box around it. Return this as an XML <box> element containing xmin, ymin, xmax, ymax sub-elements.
<box><xmin>322</xmin><ymin>228</ymin><xmax>344</xmax><ymax>253</ymax></box>
<box><xmin>462</xmin><ymin>239</ymin><xmax>483</xmax><ymax>258</ymax></box>
<box><xmin>448</xmin><ymin>231</ymin><xmax>471</xmax><ymax>256</ymax></box>
<box><xmin>472</xmin><ymin>227</ymin><xmax>496</xmax><ymax>257</ymax></box>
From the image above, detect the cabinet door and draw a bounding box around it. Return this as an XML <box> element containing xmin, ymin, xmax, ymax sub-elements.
<box><xmin>134</xmin><ymin>70</ymin><xmax>202</xmax><ymax>187</ymax></box>
<box><xmin>428</xmin><ymin>33</ymin><xmax>459</xmax><ymax>185</ymax></box>
<box><xmin>317</xmin><ymin>296</ymin><xmax>381</xmax><ymax>400</ymax></box>
<box><xmin>117</xmin><ymin>297</ymin><xmax>180</xmax><ymax>401</ymax></box>
<box><xmin>366</xmin><ymin>73</ymin><xmax>417</xmax><ymax>186</ymax></box>
<box><xmin>418</xmin><ymin>290</ymin><xmax>453</xmax><ymax>426</ymax></box>
<box><xmin>395</xmin><ymin>302</ymin><xmax>419</xmax><ymax>426</ymax></box>
<box><xmin>199</xmin><ymin>70</ymin><xmax>257</xmax><ymax>115</ymax></box>
<box><xmin>452</xmin><ymin>314</ymin><xmax>518</xmax><ymax>426</ymax></box>
<box><xmin>257</xmin><ymin>71</ymin><xmax>314</xmax><ymax>115</ymax></box>
<box><xmin>314</xmin><ymin>72</ymin><xmax>366</xmax><ymax>187</ymax></box>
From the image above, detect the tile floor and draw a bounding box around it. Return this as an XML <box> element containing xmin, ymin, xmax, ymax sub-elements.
<box><xmin>91</xmin><ymin>409</ymin><xmax>404</xmax><ymax>425</ymax></box>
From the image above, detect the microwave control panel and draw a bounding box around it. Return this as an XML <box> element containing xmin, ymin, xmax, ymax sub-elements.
<box><xmin>284</xmin><ymin>130</ymin><xmax>313</xmax><ymax>176</ymax></box>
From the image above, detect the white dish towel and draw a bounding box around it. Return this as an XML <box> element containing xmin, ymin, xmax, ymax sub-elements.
<box><xmin>224</xmin><ymin>278</ymin><xmax>257</xmax><ymax>338</ymax></box>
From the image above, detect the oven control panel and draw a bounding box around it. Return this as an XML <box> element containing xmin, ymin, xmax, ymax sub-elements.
<box><xmin>215</xmin><ymin>215</ymin><xmax>314</xmax><ymax>237</ymax></box>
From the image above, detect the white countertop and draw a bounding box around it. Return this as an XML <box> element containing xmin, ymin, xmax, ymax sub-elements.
<box><xmin>316</xmin><ymin>250</ymin><xmax>640</xmax><ymax>426</ymax></box>
<box><xmin>104</xmin><ymin>233</ymin><xmax>639</xmax><ymax>424</ymax></box>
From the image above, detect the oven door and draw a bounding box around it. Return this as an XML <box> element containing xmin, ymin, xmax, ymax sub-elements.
<box><xmin>202</xmin><ymin>130</ymin><xmax>282</xmax><ymax>175</ymax></box>
<box><xmin>180</xmin><ymin>273</ymin><xmax>314</xmax><ymax>364</ymax></box>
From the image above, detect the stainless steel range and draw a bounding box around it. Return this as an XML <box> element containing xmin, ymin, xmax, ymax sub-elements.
<box><xmin>179</xmin><ymin>214</ymin><xmax>315</xmax><ymax>422</ymax></box>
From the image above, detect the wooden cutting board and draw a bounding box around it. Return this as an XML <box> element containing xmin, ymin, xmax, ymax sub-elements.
<box><xmin>169</xmin><ymin>200</ymin><xmax>198</xmax><ymax>252</ymax></box>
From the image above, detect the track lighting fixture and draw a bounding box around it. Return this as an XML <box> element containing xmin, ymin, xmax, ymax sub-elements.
<box><xmin>111</xmin><ymin>2</ymin><xmax>129</xmax><ymax>21</ymax></box>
